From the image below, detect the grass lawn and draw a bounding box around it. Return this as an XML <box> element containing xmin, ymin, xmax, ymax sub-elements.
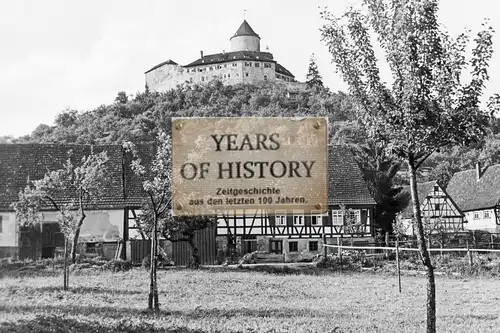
<box><xmin>0</xmin><ymin>267</ymin><xmax>499</xmax><ymax>332</ymax></box>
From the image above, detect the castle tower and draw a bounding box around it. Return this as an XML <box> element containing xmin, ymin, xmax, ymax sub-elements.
<box><xmin>230</xmin><ymin>20</ymin><xmax>261</xmax><ymax>52</ymax></box>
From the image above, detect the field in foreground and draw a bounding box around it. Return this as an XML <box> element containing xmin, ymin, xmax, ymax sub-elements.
<box><xmin>0</xmin><ymin>268</ymin><xmax>499</xmax><ymax>333</ymax></box>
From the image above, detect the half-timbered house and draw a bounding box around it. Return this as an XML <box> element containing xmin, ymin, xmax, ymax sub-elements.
<box><xmin>400</xmin><ymin>181</ymin><xmax>464</xmax><ymax>235</ymax></box>
<box><xmin>447</xmin><ymin>163</ymin><xmax>500</xmax><ymax>232</ymax></box>
<box><xmin>1</xmin><ymin>143</ymin><xmax>376</xmax><ymax>264</ymax></box>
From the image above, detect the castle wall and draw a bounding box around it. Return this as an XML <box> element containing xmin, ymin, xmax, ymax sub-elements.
<box><xmin>230</xmin><ymin>36</ymin><xmax>260</xmax><ymax>52</ymax></box>
<box><xmin>147</xmin><ymin>60</ymin><xmax>282</xmax><ymax>91</ymax></box>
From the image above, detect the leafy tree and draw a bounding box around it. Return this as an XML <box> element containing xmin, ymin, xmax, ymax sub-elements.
<box><xmin>162</xmin><ymin>215</ymin><xmax>216</xmax><ymax>269</ymax></box>
<box><xmin>321</xmin><ymin>1</ymin><xmax>497</xmax><ymax>331</ymax></box>
<box><xmin>305</xmin><ymin>53</ymin><xmax>324</xmax><ymax>91</ymax></box>
<box><xmin>352</xmin><ymin>141</ymin><xmax>409</xmax><ymax>233</ymax></box>
<box><xmin>11</xmin><ymin>150</ymin><xmax>109</xmax><ymax>288</ymax></box>
<box><xmin>126</xmin><ymin>131</ymin><xmax>172</xmax><ymax>311</ymax></box>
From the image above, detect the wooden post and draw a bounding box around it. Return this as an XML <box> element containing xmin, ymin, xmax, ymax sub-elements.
<box><xmin>491</xmin><ymin>234</ymin><xmax>494</xmax><ymax>250</ymax></box>
<box><xmin>396</xmin><ymin>239</ymin><xmax>401</xmax><ymax>293</ymax></box>
<box><xmin>466</xmin><ymin>240</ymin><xmax>473</xmax><ymax>266</ymax></box>
<box><xmin>323</xmin><ymin>233</ymin><xmax>327</xmax><ymax>259</ymax></box>
<box><xmin>337</xmin><ymin>237</ymin><xmax>342</xmax><ymax>262</ymax></box>
<box><xmin>385</xmin><ymin>232</ymin><xmax>389</xmax><ymax>259</ymax></box>
<box><xmin>350</xmin><ymin>235</ymin><xmax>354</xmax><ymax>247</ymax></box>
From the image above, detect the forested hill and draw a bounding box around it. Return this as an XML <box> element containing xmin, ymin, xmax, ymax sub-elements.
<box><xmin>14</xmin><ymin>81</ymin><xmax>357</xmax><ymax>145</ymax></box>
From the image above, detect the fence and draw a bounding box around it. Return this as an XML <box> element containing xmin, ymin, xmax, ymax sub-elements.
<box><xmin>323</xmin><ymin>241</ymin><xmax>500</xmax><ymax>293</ymax></box>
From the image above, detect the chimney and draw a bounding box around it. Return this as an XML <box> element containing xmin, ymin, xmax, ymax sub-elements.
<box><xmin>200</xmin><ymin>50</ymin><xmax>204</xmax><ymax>59</ymax></box>
<box><xmin>476</xmin><ymin>161</ymin><xmax>482</xmax><ymax>181</ymax></box>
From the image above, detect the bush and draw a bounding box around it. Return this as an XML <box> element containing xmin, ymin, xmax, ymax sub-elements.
<box><xmin>238</xmin><ymin>251</ymin><xmax>267</xmax><ymax>265</ymax></box>
<box><xmin>101</xmin><ymin>259</ymin><xmax>133</xmax><ymax>272</ymax></box>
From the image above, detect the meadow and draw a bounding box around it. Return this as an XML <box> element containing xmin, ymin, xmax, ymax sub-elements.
<box><xmin>1</xmin><ymin>266</ymin><xmax>500</xmax><ymax>333</ymax></box>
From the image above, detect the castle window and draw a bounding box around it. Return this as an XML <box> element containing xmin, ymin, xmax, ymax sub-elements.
<box><xmin>232</xmin><ymin>63</ymin><xmax>237</xmax><ymax>67</ymax></box>
<box><xmin>245</xmin><ymin>73</ymin><xmax>249</xmax><ymax>77</ymax></box>
<box><xmin>245</xmin><ymin>62</ymin><xmax>250</xmax><ymax>67</ymax></box>
<box><xmin>224</xmin><ymin>64</ymin><xmax>227</xmax><ymax>68</ymax></box>
<box><xmin>198</xmin><ymin>68</ymin><xmax>202</xmax><ymax>72</ymax></box>
<box><xmin>209</xmin><ymin>67</ymin><xmax>213</xmax><ymax>71</ymax></box>
<box><xmin>228</xmin><ymin>74</ymin><xmax>230</xmax><ymax>78</ymax></box>
<box><xmin>255</xmin><ymin>63</ymin><xmax>260</xmax><ymax>67</ymax></box>
<box><xmin>264</xmin><ymin>63</ymin><xmax>271</xmax><ymax>68</ymax></box>
<box><xmin>236</xmin><ymin>73</ymin><xmax>240</xmax><ymax>77</ymax></box>
<box><xmin>264</xmin><ymin>75</ymin><xmax>268</xmax><ymax>80</ymax></box>
<box><xmin>201</xmin><ymin>77</ymin><xmax>205</xmax><ymax>81</ymax></box>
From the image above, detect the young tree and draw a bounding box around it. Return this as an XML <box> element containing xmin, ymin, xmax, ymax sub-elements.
<box><xmin>321</xmin><ymin>1</ymin><xmax>497</xmax><ymax>332</ymax></box>
<box><xmin>126</xmin><ymin>131</ymin><xmax>172</xmax><ymax>311</ymax></box>
<box><xmin>11</xmin><ymin>150</ymin><xmax>109</xmax><ymax>288</ymax></box>
<box><xmin>305</xmin><ymin>53</ymin><xmax>325</xmax><ymax>91</ymax></box>
<box><xmin>162</xmin><ymin>215</ymin><xmax>216</xmax><ymax>269</ymax></box>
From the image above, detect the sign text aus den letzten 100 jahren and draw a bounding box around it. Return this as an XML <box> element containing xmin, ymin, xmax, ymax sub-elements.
<box><xmin>172</xmin><ymin>117</ymin><xmax>328</xmax><ymax>216</ymax></box>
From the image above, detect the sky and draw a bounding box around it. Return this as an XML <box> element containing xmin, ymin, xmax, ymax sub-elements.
<box><xmin>0</xmin><ymin>0</ymin><xmax>499</xmax><ymax>138</ymax></box>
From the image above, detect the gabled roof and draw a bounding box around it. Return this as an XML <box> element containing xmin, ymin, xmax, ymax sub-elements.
<box><xmin>275</xmin><ymin>63</ymin><xmax>294</xmax><ymax>78</ymax></box>
<box><xmin>447</xmin><ymin>164</ymin><xmax>500</xmax><ymax>212</ymax></box>
<box><xmin>231</xmin><ymin>20</ymin><xmax>260</xmax><ymax>39</ymax></box>
<box><xmin>0</xmin><ymin>144</ymin><xmax>126</xmax><ymax>211</ymax></box>
<box><xmin>145</xmin><ymin>59</ymin><xmax>179</xmax><ymax>74</ymax></box>
<box><xmin>400</xmin><ymin>181</ymin><xmax>438</xmax><ymax>218</ymax></box>
<box><xmin>0</xmin><ymin>144</ymin><xmax>375</xmax><ymax>211</ymax></box>
<box><xmin>328</xmin><ymin>146</ymin><xmax>376</xmax><ymax>206</ymax></box>
<box><xmin>184</xmin><ymin>51</ymin><xmax>275</xmax><ymax>68</ymax></box>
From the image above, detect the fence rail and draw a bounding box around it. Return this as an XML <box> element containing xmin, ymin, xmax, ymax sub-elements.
<box><xmin>322</xmin><ymin>244</ymin><xmax>500</xmax><ymax>253</ymax></box>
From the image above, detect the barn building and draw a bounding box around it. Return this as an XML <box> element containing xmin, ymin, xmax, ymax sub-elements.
<box><xmin>447</xmin><ymin>163</ymin><xmax>500</xmax><ymax>232</ymax></box>
<box><xmin>0</xmin><ymin>143</ymin><xmax>375</xmax><ymax>264</ymax></box>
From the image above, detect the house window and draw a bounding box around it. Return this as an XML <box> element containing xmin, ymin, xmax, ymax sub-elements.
<box><xmin>255</xmin><ymin>63</ymin><xmax>260</xmax><ymax>67</ymax></box>
<box><xmin>332</xmin><ymin>210</ymin><xmax>343</xmax><ymax>225</ymax></box>
<box><xmin>434</xmin><ymin>185</ymin><xmax>439</xmax><ymax>192</ymax></box>
<box><xmin>289</xmin><ymin>241</ymin><xmax>298</xmax><ymax>252</ymax></box>
<box><xmin>484</xmin><ymin>210</ymin><xmax>491</xmax><ymax>219</ymax></box>
<box><xmin>309</xmin><ymin>241</ymin><xmax>318</xmax><ymax>252</ymax></box>
<box><xmin>311</xmin><ymin>213</ymin><xmax>323</xmax><ymax>225</ymax></box>
<box><xmin>293</xmin><ymin>212</ymin><xmax>304</xmax><ymax>226</ymax></box>
<box><xmin>434</xmin><ymin>204</ymin><xmax>440</xmax><ymax>211</ymax></box>
<box><xmin>473</xmin><ymin>211</ymin><xmax>480</xmax><ymax>220</ymax></box>
<box><xmin>275</xmin><ymin>211</ymin><xmax>286</xmax><ymax>226</ymax></box>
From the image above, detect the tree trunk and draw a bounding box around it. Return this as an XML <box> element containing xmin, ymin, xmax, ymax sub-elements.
<box><xmin>148</xmin><ymin>217</ymin><xmax>159</xmax><ymax>311</ymax></box>
<box><xmin>70</xmin><ymin>213</ymin><xmax>86</xmax><ymax>264</ymax></box>
<box><xmin>63</xmin><ymin>236</ymin><xmax>69</xmax><ymax>291</ymax></box>
<box><xmin>187</xmin><ymin>234</ymin><xmax>200</xmax><ymax>269</ymax></box>
<box><xmin>408</xmin><ymin>158</ymin><xmax>436</xmax><ymax>333</ymax></box>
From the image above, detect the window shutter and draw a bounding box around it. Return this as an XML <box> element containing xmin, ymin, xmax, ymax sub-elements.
<box><xmin>286</xmin><ymin>215</ymin><xmax>293</xmax><ymax>226</ymax></box>
<box><xmin>360</xmin><ymin>210</ymin><xmax>368</xmax><ymax>224</ymax></box>
<box><xmin>268</xmin><ymin>214</ymin><xmax>276</xmax><ymax>227</ymax></box>
<box><xmin>326</xmin><ymin>210</ymin><xmax>332</xmax><ymax>226</ymax></box>
<box><xmin>304</xmin><ymin>215</ymin><xmax>311</xmax><ymax>226</ymax></box>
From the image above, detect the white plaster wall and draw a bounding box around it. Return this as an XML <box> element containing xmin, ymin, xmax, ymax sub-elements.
<box><xmin>464</xmin><ymin>210</ymin><xmax>498</xmax><ymax>232</ymax></box>
<box><xmin>0</xmin><ymin>213</ymin><xmax>17</xmax><ymax>247</ymax></box>
<box><xmin>41</xmin><ymin>210</ymin><xmax>124</xmax><ymax>241</ymax></box>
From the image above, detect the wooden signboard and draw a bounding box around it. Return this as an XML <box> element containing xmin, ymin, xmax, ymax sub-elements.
<box><xmin>172</xmin><ymin>117</ymin><xmax>328</xmax><ymax>216</ymax></box>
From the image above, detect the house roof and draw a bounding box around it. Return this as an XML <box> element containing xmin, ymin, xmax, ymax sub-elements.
<box><xmin>231</xmin><ymin>20</ymin><xmax>260</xmax><ymax>39</ymax></box>
<box><xmin>328</xmin><ymin>146</ymin><xmax>376</xmax><ymax>206</ymax></box>
<box><xmin>400</xmin><ymin>181</ymin><xmax>437</xmax><ymax>218</ymax></box>
<box><xmin>1</xmin><ymin>144</ymin><xmax>375</xmax><ymax>211</ymax></box>
<box><xmin>0</xmin><ymin>144</ymin><xmax>126</xmax><ymax>211</ymax></box>
<box><xmin>275</xmin><ymin>63</ymin><xmax>295</xmax><ymax>78</ymax></box>
<box><xmin>184</xmin><ymin>50</ymin><xmax>275</xmax><ymax>67</ymax></box>
<box><xmin>447</xmin><ymin>164</ymin><xmax>500</xmax><ymax>212</ymax></box>
<box><xmin>145</xmin><ymin>59</ymin><xmax>179</xmax><ymax>74</ymax></box>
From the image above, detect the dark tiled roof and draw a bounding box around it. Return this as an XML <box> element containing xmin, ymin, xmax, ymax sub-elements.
<box><xmin>328</xmin><ymin>146</ymin><xmax>376</xmax><ymax>206</ymax></box>
<box><xmin>231</xmin><ymin>20</ymin><xmax>260</xmax><ymax>39</ymax></box>
<box><xmin>0</xmin><ymin>144</ymin><xmax>125</xmax><ymax>211</ymax></box>
<box><xmin>275</xmin><ymin>62</ymin><xmax>294</xmax><ymax>78</ymax></box>
<box><xmin>400</xmin><ymin>181</ymin><xmax>437</xmax><ymax>218</ymax></box>
<box><xmin>447</xmin><ymin>164</ymin><xmax>500</xmax><ymax>212</ymax></box>
<box><xmin>1</xmin><ymin>144</ymin><xmax>375</xmax><ymax>211</ymax></box>
<box><xmin>145</xmin><ymin>59</ymin><xmax>179</xmax><ymax>74</ymax></box>
<box><xmin>184</xmin><ymin>51</ymin><xmax>275</xmax><ymax>67</ymax></box>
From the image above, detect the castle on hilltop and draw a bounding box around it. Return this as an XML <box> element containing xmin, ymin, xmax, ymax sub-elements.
<box><xmin>145</xmin><ymin>20</ymin><xmax>304</xmax><ymax>91</ymax></box>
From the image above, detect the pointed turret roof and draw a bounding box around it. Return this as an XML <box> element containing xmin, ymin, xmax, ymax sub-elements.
<box><xmin>231</xmin><ymin>20</ymin><xmax>260</xmax><ymax>39</ymax></box>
